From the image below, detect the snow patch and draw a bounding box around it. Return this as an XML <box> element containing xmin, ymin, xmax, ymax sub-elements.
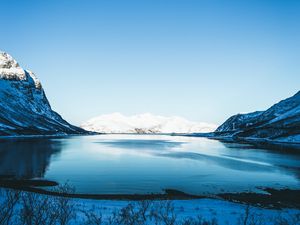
<box><xmin>0</xmin><ymin>50</ymin><xmax>83</xmax><ymax>135</ymax></box>
<box><xmin>81</xmin><ymin>113</ymin><xmax>217</xmax><ymax>134</ymax></box>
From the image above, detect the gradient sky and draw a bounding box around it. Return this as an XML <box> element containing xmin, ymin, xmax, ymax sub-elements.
<box><xmin>1</xmin><ymin>0</ymin><xmax>299</xmax><ymax>126</ymax></box>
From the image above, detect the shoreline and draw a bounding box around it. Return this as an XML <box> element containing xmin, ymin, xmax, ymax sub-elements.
<box><xmin>178</xmin><ymin>132</ymin><xmax>300</xmax><ymax>150</ymax></box>
<box><xmin>1</xmin><ymin>133</ymin><xmax>299</xmax><ymax>210</ymax></box>
<box><xmin>1</xmin><ymin>132</ymin><xmax>300</xmax><ymax>149</ymax></box>
<box><xmin>1</xmin><ymin>179</ymin><xmax>299</xmax><ymax>209</ymax></box>
<box><xmin>211</xmin><ymin>136</ymin><xmax>300</xmax><ymax>151</ymax></box>
<box><xmin>0</xmin><ymin>133</ymin><xmax>98</xmax><ymax>140</ymax></box>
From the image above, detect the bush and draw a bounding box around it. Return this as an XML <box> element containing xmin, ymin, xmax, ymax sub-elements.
<box><xmin>0</xmin><ymin>187</ymin><xmax>299</xmax><ymax>225</ymax></box>
<box><xmin>0</xmin><ymin>189</ymin><xmax>20</xmax><ymax>225</ymax></box>
<box><xmin>150</xmin><ymin>201</ymin><xmax>177</xmax><ymax>225</ymax></box>
<box><xmin>181</xmin><ymin>216</ymin><xmax>218</xmax><ymax>225</ymax></box>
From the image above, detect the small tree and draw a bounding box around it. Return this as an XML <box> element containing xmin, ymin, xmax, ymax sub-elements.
<box><xmin>150</xmin><ymin>201</ymin><xmax>177</xmax><ymax>225</ymax></box>
<box><xmin>0</xmin><ymin>189</ymin><xmax>20</xmax><ymax>225</ymax></box>
<box><xmin>54</xmin><ymin>183</ymin><xmax>76</xmax><ymax>225</ymax></box>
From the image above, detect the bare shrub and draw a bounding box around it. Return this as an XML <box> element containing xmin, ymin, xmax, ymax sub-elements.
<box><xmin>243</xmin><ymin>204</ymin><xmax>250</xmax><ymax>225</ymax></box>
<box><xmin>102</xmin><ymin>201</ymin><xmax>153</xmax><ymax>225</ymax></box>
<box><xmin>82</xmin><ymin>206</ymin><xmax>103</xmax><ymax>225</ymax></box>
<box><xmin>273</xmin><ymin>212</ymin><xmax>300</xmax><ymax>225</ymax></box>
<box><xmin>2</xmin><ymin>186</ymin><xmax>300</xmax><ymax>225</ymax></box>
<box><xmin>118</xmin><ymin>203</ymin><xmax>146</xmax><ymax>225</ymax></box>
<box><xmin>106</xmin><ymin>210</ymin><xmax>120</xmax><ymax>225</ymax></box>
<box><xmin>137</xmin><ymin>200</ymin><xmax>153</xmax><ymax>221</ymax></box>
<box><xmin>181</xmin><ymin>216</ymin><xmax>218</xmax><ymax>225</ymax></box>
<box><xmin>54</xmin><ymin>183</ymin><xmax>76</xmax><ymax>225</ymax></box>
<box><xmin>288</xmin><ymin>213</ymin><xmax>300</xmax><ymax>225</ymax></box>
<box><xmin>19</xmin><ymin>191</ymin><xmax>58</xmax><ymax>225</ymax></box>
<box><xmin>0</xmin><ymin>189</ymin><xmax>20</xmax><ymax>225</ymax></box>
<box><xmin>18</xmin><ymin>183</ymin><xmax>76</xmax><ymax>225</ymax></box>
<box><xmin>150</xmin><ymin>201</ymin><xmax>177</xmax><ymax>225</ymax></box>
<box><xmin>237</xmin><ymin>204</ymin><xmax>265</xmax><ymax>225</ymax></box>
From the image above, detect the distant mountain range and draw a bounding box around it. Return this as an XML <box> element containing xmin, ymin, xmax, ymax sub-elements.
<box><xmin>1</xmin><ymin>51</ymin><xmax>299</xmax><ymax>143</ymax></box>
<box><xmin>81</xmin><ymin>113</ymin><xmax>217</xmax><ymax>134</ymax></box>
<box><xmin>213</xmin><ymin>91</ymin><xmax>300</xmax><ymax>144</ymax></box>
<box><xmin>0</xmin><ymin>51</ymin><xmax>86</xmax><ymax>136</ymax></box>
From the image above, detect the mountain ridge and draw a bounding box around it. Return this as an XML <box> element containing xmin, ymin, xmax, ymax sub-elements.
<box><xmin>81</xmin><ymin>113</ymin><xmax>217</xmax><ymax>134</ymax></box>
<box><xmin>0</xmin><ymin>51</ymin><xmax>87</xmax><ymax>136</ymax></box>
<box><xmin>213</xmin><ymin>91</ymin><xmax>300</xmax><ymax>144</ymax></box>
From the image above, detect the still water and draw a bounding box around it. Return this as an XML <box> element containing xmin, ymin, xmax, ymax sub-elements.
<box><xmin>0</xmin><ymin>134</ymin><xmax>299</xmax><ymax>195</ymax></box>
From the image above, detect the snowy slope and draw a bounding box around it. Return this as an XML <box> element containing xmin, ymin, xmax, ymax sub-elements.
<box><xmin>215</xmin><ymin>91</ymin><xmax>300</xmax><ymax>143</ymax></box>
<box><xmin>81</xmin><ymin>113</ymin><xmax>217</xmax><ymax>134</ymax></box>
<box><xmin>0</xmin><ymin>51</ymin><xmax>86</xmax><ymax>136</ymax></box>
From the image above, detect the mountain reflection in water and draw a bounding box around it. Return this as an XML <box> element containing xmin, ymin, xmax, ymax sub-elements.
<box><xmin>0</xmin><ymin>138</ymin><xmax>62</xmax><ymax>179</ymax></box>
<box><xmin>0</xmin><ymin>135</ymin><xmax>299</xmax><ymax>195</ymax></box>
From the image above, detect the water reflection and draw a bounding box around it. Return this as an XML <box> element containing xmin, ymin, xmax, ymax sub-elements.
<box><xmin>97</xmin><ymin>139</ymin><xmax>184</xmax><ymax>151</ymax></box>
<box><xmin>156</xmin><ymin>152</ymin><xmax>275</xmax><ymax>172</ymax></box>
<box><xmin>0</xmin><ymin>135</ymin><xmax>299</xmax><ymax>195</ymax></box>
<box><xmin>96</xmin><ymin>138</ymin><xmax>299</xmax><ymax>174</ymax></box>
<box><xmin>217</xmin><ymin>140</ymin><xmax>300</xmax><ymax>176</ymax></box>
<box><xmin>0</xmin><ymin>138</ymin><xmax>62</xmax><ymax>179</ymax></box>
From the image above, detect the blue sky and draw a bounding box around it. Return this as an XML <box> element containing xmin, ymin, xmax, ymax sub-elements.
<box><xmin>1</xmin><ymin>0</ymin><xmax>299</xmax><ymax>125</ymax></box>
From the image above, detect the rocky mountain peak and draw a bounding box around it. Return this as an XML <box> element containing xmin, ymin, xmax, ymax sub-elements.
<box><xmin>0</xmin><ymin>51</ymin><xmax>86</xmax><ymax>136</ymax></box>
<box><xmin>0</xmin><ymin>52</ymin><xmax>20</xmax><ymax>69</ymax></box>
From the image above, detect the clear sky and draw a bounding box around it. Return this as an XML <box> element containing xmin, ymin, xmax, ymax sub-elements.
<box><xmin>1</xmin><ymin>0</ymin><xmax>299</xmax><ymax>126</ymax></box>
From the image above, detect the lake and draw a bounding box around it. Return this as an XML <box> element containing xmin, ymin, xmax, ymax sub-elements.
<box><xmin>0</xmin><ymin>134</ymin><xmax>299</xmax><ymax>195</ymax></box>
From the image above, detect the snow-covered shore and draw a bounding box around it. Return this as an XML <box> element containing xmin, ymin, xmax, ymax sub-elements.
<box><xmin>70</xmin><ymin>198</ymin><xmax>300</xmax><ymax>224</ymax></box>
<box><xmin>2</xmin><ymin>186</ymin><xmax>299</xmax><ymax>225</ymax></box>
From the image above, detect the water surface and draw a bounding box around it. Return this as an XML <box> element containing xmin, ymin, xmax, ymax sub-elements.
<box><xmin>0</xmin><ymin>134</ymin><xmax>299</xmax><ymax>195</ymax></box>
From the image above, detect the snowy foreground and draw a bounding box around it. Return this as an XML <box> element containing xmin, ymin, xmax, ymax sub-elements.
<box><xmin>74</xmin><ymin>198</ymin><xmax>300</xmax><ymax>225</ymax></box>
<box><xmin>1</xmin><ymin>188</ymin><xmax>299</xmax><ymax>225</ymax></box>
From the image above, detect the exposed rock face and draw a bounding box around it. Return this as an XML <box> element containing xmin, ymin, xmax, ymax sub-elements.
<box><xmin>215</xmin><ymin>91</ymin><xmax>300</xmax><ymax>143</ymax></box>
<box><xmin>0</xmin><ymin>52</ymin><xmax>87</xmax><ymax>136</ymax></box>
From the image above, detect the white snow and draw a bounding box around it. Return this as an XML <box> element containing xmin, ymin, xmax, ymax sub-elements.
<box><xmin>268</xmin><ymin>104</ymin><xmax>300</xmax><ymax>124</ymax></box>
<box><xmin>0</xmin><ymin>51</ymin><xmax>42</xmax><ymax>89</ymax></box>
<box><xmin>0</xmin><ymin>52</ymin><xmax>19</xmax><ymax>68</ymax></box>
<box><xmin>81</xmin><ymin>113</ymin><xmax>217</xmax><ymax>134</ymax></box>
<box><xmin>25</xmin><ymin>70</ymin><xmax>42</xmax><ymax>89</ymax></box>
<box><xmin>0</xmin><ymin>51</ymin><xmax>80</xmax><ymax>134</ymax></box>
<box><xmin>73</xmin><ymin>198</ymin><xmax>300</xmax><ymax>225</ymax></box>
<box><xmin>0</xmin><ymin>52</ymin><xmax>26</xmax><ymax>80</ymax></box>
<box><xmin>2</xmin><ymin>188</ymin><xmax>299</xmax><ymax>225</ymax></box>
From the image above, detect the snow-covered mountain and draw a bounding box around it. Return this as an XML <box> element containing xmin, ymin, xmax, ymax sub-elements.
<box><xmin>214</xmin><ymin>91</ymin><xmax>300</xmax><ymax>143</ymax></box>
<box><xmin>81</xmin><ymin>113</ymin><xmax>217</xmax><ymax>134</ymax></box>
<box><xmin>0</xmin><ymin>51</ymin><xmax>86</xmax><ymax>136</ymax></box>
